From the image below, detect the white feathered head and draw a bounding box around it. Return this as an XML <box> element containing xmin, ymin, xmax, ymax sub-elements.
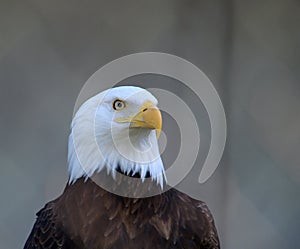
<box><xmin>68</xmin><ymin>86</ymin><xmax>166</xmax><ymax>188</ymax></box>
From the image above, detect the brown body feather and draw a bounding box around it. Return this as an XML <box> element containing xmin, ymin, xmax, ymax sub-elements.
<box><xmin>24</xmin><ymin>177</ymin><xmax>220</xmax><ymax>249</ymax></box>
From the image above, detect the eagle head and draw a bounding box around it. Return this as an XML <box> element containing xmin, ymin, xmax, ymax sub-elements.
<box><xmin>68</xmin><ymin>86</ymin><xmax>166</xmax><ymax>188</ymax></box>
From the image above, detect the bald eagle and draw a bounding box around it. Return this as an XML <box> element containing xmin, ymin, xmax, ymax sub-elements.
<box><xmin>24</xmin><ymin>86</ymin><xmax>220</xmax><ymax>249</ymax></box>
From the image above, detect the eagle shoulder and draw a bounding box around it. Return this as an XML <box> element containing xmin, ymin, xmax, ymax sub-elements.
<box><xmin>172</xmin><ymin>190</ymin><xmax>220</xmax><ymax>249</ymax></box>
<box><xmin>23</xmin><ymin>201</ymin><xmax>79</xmax><ymax>249</ymax></box>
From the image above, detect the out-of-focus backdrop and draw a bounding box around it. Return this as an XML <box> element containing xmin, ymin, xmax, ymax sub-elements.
<box><xmin>1</xmin><ymin>1</ymin><xmax>299</xmax><ymax>248</ymax></box>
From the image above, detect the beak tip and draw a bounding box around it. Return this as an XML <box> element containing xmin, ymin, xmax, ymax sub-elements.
<box><xmin>126</xmin><ymin>103</ymin><xmax>162</xmax><ymax>138</ymax></box>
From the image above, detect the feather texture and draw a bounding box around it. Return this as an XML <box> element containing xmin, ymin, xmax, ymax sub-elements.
<box><xmin>24</xmin><ymin>177</ymin><xmax>220</xmax><ymax>249</ymax></box>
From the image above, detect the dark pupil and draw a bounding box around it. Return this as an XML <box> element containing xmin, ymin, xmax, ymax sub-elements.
<box><xmin>117</xmin><ymin>102</ymin><xmax>122</xmax><ymax>108</ymax></box>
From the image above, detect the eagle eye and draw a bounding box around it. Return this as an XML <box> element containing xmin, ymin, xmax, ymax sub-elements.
<box><xmin>113</xmin><ymin>99</ymin><xmax>126</xmax><ymax>110</ymax></box>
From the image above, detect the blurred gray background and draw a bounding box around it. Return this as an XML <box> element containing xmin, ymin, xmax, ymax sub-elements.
<box><xmin>1</xmin><ymin>0</ymin><xmax>300</xmax><ymax>248</ymax></box>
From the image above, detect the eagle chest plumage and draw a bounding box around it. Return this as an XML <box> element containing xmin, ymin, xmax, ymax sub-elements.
<box><xmin>24</xmin><ymin>178</ymin><xmax>220</xmax><ymax>249</ymax></box>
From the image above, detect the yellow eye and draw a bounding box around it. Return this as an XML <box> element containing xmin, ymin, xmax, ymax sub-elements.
<box><xmin>113</xmin><ymin>99</ymin><xmax>126</xmax><ymax>110</ymax></box>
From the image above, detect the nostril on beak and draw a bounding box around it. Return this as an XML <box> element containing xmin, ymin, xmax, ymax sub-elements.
<box><xmin>142</xmin><ymin>108</ymin><xmax>148</xmax><ymax>112</ymax></box>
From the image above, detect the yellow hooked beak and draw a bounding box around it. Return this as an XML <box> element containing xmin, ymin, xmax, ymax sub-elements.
<box><xmin>115</xmin><ymin>101</ymin><xmax>162</xmax><ymax>137</ymax></box>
